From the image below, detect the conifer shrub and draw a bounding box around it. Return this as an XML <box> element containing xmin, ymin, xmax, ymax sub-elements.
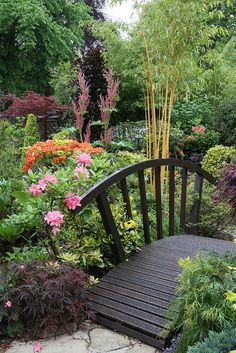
<box><xmin>23</xmin><ymin>114</ymin><xmax>40</xmax><ymax>148</ymax></box>
<box><xmin>187</xmin><ymin>324</ymin><xmax>236</xmax><ymax>353</ymax></box>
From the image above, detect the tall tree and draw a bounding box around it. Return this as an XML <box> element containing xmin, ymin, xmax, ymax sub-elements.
<box><xmin>0</xmin><ymin>0</ymin><xmax>90</xmax><ymax>94</ymax></box>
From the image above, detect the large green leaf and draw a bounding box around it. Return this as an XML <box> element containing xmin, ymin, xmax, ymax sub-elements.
<box><xmin>12</xmin><ymin>191</ymin><xmax>31</xmax><ymax>205</ymax></box>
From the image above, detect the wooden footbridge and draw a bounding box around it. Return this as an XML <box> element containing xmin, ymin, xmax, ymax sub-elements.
<box><xmin>75</xmin><ymin>159</ymin><xmax>236</xmax><ymax>350</ymax></box>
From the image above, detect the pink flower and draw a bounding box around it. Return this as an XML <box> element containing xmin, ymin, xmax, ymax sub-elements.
<box><xmin>64</xmin><ymin>192</ymin><xmax>81</xmax><ymax>210</ymax></box>
<box><xmin>38</xmin><ymin>179</ymin><xmax>47</xmax><ymax>191</ymax></box>
<box><xmin>76</xmin><ymin>152</ymin><xmax>91</xmax><ymax>166</ymax></box>
<box><xmin>42</xmin><ymin>173</ymin><xmax>58</xmax><ymax>185</ymax></box>
<box><xmin>4</xmin><ymin>301</ymin><xmax>12</xmax><ymax>309</ymax></box>
<box><xmin>51</xmin><ymin>226</ymin><xmax>60</xmax><ymax>235</ymax></box>
<box><xmin>18</xmin><ymin>265</ymin><xmax>25</xmax><ymax>272</ymax></box>
<box><xmin>33</xmin><ymin>341</ymin><xmax>41</xmax><ymax>352</ymax></box>
<box><xmin>28</xmin><ymin>184</ymin><xmax>42</xmax><ymax>196</ymax></box>
<box><xmin>44</xmin><ymin>211</ymin><xmax>64</xmax><ymax>227</ymax></box>
<box><xmin>191</xmin><ymin>125</ymin><xmax>206</xmax><ymax>134</ymax></box>
<box><xmin>74</xmin><ymin>166</ymin><xmax>89</xmax><ymax>180</ymax></box>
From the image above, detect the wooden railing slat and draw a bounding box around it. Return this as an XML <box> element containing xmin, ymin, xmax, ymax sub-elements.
<box><xmin>190</xmin><ymin>173</ymin><xmax>204</xmax><ymax>235</ymax></box>
<box><xmin>120</xmin><ymin>178</ymin><xmax>132</xmax><ymax>219</ymax></box>
<box><xmin>75</xmin><ymin>159</ymin><xmax>216</xmax><ymax>212</ymax></box>
<box><xmin>154</xmin><ymin>167</ymin><xmax>163</xmax><ymax>239</ymax></box>
<box><xmin>169</xmin><ymin>165</ymin><xmax>175</xmax><ymax>237</ymax></box>
<box><xmin>180</xmin><ymin>168</ymin><xmax>188</xmax><ymax>232</ymax></box>
<box><xmin>96</xmin><ymin>192</ymin><xmax>125</xmax><ymax>263</ymax></box>
<box><xmin>138</xmin><ymin>171</ymin><xmax>151</xmax><ymax>244</ymax></box>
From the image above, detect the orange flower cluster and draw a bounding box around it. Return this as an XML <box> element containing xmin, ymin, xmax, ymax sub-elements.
<box><xmin>23</xmin><ymin>140</ymin><xmax>104</xmax><ymax>173</ymax></box>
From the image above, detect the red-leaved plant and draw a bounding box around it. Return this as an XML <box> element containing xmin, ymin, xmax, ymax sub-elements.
<box><xmin>0</xmin><ymin>261</ymin><xmax>94</xmax><ymax>339</ymax></box>
<box><xmin>214</xmin><ymin>165</ymin><xmax>236</xmax><ymax>218</ymax></box>
<box><xmin>1</xmin><ymin>91</ymin><xmax>62</xmax><ymax>118</ymax></box>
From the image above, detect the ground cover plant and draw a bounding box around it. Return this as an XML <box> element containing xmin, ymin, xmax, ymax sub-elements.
<box><xmin>166</xmin><ymin>252</ymin><xmax>236</xmax><ymax>353</ymax></box>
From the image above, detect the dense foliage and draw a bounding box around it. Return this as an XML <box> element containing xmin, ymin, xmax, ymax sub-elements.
<box><xmin>186</xmin><ymin>324</ymin><xmax>236</xmax><ymax>353</ymax></box>
<box><xmin>0</xmin><ymin>0</ymin><xmax>90</xmax><ymax>94</ymax></box>
<box><xmin>0</xmin><ymin>119</ymin><xmax>24</xmax><ymax>179</ymax></box>
<box><xmin>23</xmin><ymin>114</ymin><xmax>40</xmax><ymax>149</ymax></box>
<box><xmin>0</xmin><ymin>261</ymin><xmax>92</xmax><ymax>338</ymax></box>
<box><xmin>202</xmin><ymin>145</ymin><xmax>236</xmax><ymax>178</ymax></box>
<box><xmin>167</xmin><ymin>253</ymin><xmax>236</xmax><ymax>353</ymax></box>
<box><xmin>215</xmin><ymin>165</ymin><xmax>236</xmax><ymax>218</ymax></box>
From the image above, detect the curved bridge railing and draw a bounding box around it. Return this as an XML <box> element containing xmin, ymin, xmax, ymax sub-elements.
<box><xmin>75</xmin><ymin>158</ymin><xmax>216</xmax><ymax>263</ymax></box>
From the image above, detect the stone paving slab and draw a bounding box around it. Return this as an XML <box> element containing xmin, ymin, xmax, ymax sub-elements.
<box><xmin>4</xmin><ymin>321</ymin><xmax>162</xmax><ymax>353</ymax></box>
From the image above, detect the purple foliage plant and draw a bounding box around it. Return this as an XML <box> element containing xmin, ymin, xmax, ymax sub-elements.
<box><xmin>214</xmin><ymin>164</ymin><xmax>236</xmax><ymax>218</ymax></box>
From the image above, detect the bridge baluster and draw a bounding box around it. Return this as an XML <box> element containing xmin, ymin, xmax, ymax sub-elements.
<box><xmin>138</xmin><ymin>170</ymin><xmax>151</xmax><ymax>244</ymax></box>
<box><xmin>180</xmin><ymin>168</ymin><xmax>188</xmax><ymax>232</ymax></box>
<box><xmin>120</xmin><ymin>178</ymin><xmax>132</xmax><ymax>219</ymax></box>
<box><xmin>154</xmin><ymin>167</ymin><xmax>163</xmax><ymax>239</ymax></box>
<box><xmin>96</xmin><ymin>192</ymin><xmax>125</xmax><ymax>263</ymax></box>
<box><xmin>169</xmin><ymin>165</ymin><xmax>175</xmax><ymax>237</ymax></box>
<box><xmin>190</xmin><ymin>173</ymin><xmax>204</xmax><ymax>235</ymax></box>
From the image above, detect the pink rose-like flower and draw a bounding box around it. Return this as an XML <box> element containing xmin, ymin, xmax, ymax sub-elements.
<box><xmin>38</xmin><ymin>179</ymin><xmax>47</xmax><ymax>191</ymax></box>
<box><xmin>44</xmin><ymin>210</ymin><xmax>64</xmax><ymax>227</ymax></box>
<box><xmin>33</xmin><ymin>341</ymin><xmax>41</xmax><ymax>352</ymax></box>
<box><xmin>42</xmin><ymin>173</ymin><xmax>58</xmax><ymax>185</ymax></box>
<box><xmin>76</xmin><ymin>152</ymin><xmax>91</xmax><ymax>166</ymax></box>
<box><xmin>64</xmin><ymin>192</ymin><xmax>81</xmax><ymax>210</ymax></box>
<box><xmin>4</xmin><ymin>301</ymin><xmax>12</xmax><ymax>309</ymax></box>
<box><xmin>28</xmin><ymin>184</ymin><xmax>42</xmax><ymax>196</ymax></box>
<box><xmin>74</xmin><ymin>166</ymin><xmax>89</xmax><ymax>180</ymax></box>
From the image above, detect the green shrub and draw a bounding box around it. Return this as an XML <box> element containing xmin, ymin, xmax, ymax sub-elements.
<box><xmin>23</xmin><ymin>114</ymin><xmax>40</xmax><ymax>148</ymax></box>
<box><xmin>214</xmin><ymin>100</ymin><xmax>236</xmax><ymax>146</ymax></box>
<box><xmin>0</xmin><ymin>119</ymin><xmax>24</xmax><ymax>179</ymax></box>
<box><xmin>187</xmin><ymin>324</ymin><xmax>236</xmax><ymax>353</ymax></box>
<box><xmin>5</xmin><ymin>246</ymin><xmax>49</xmax><ymax>262</ymax></box>
<box><xmin>110</xmin><ymin>150</ymin><xmax>146</xmax><ymax>171</ymax></box>
<box><xmin>171</xmin><ymin>97</ymin><xmax>214</xmax><ymax>134</ymax></box>
<box><xmin>185</xmin><ymin>181</ymin><xmax>233</xmax><ymax>238</ymax></box>
<box><xmin>167</xmin><ymin>252</ymin><xmax>236</xmax><ymax>353</ymax></box>
<box><xmin>61</xmin><ymin>193</ymin><xmax>144</xmax><ymax>270</ymax></box>
<box><xmin>52</xmin><ymin>127</ymin><xmax>76</xmax><ymax>141</ymax></box>
<box><xmin>183</xmin><ymin>130</ymin><xmax>220</xmax><ymax>160</ymax></box>
<box><xmin>202</xmin><ymin>145</ymin><xmax>236</xmax><ymax>178</ymax></box>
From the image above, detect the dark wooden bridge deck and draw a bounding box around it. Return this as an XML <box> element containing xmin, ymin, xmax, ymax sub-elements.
<box><xmin>88</xmin><ymin>234</ymin><xmax>236</xmax><ymax>350</ymax></box>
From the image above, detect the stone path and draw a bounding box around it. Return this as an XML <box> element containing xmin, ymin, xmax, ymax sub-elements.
<box><xmin>4</xmin><ymin>321</ymin><xmax>162</xmax><ymax>353</ymax></box>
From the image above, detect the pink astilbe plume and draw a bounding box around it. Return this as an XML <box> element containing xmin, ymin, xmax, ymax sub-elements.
<box><xmin>99</xmin><ymin>69</ymin><xmax>119</xmax><ymax>124</ymax></box>
<box><xmin>72</xmin><ymin>71</ymin><xmax>90</xmax><ymax>130</ymax></box>
<box><xmin>84</xmin><ymin>122</ymin><xmax>91</xmax><ymax>143</ymax></box>
<box><xmin>101</xmin><ymin>127</ymin><xmax>113</xmax><ymax>147</ymax></box>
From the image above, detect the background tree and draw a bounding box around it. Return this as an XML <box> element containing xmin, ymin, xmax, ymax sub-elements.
<box><xmin>0</xmin><ymin>0</ymin><xmax>90</xmax><ymax>95</ymax></box>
